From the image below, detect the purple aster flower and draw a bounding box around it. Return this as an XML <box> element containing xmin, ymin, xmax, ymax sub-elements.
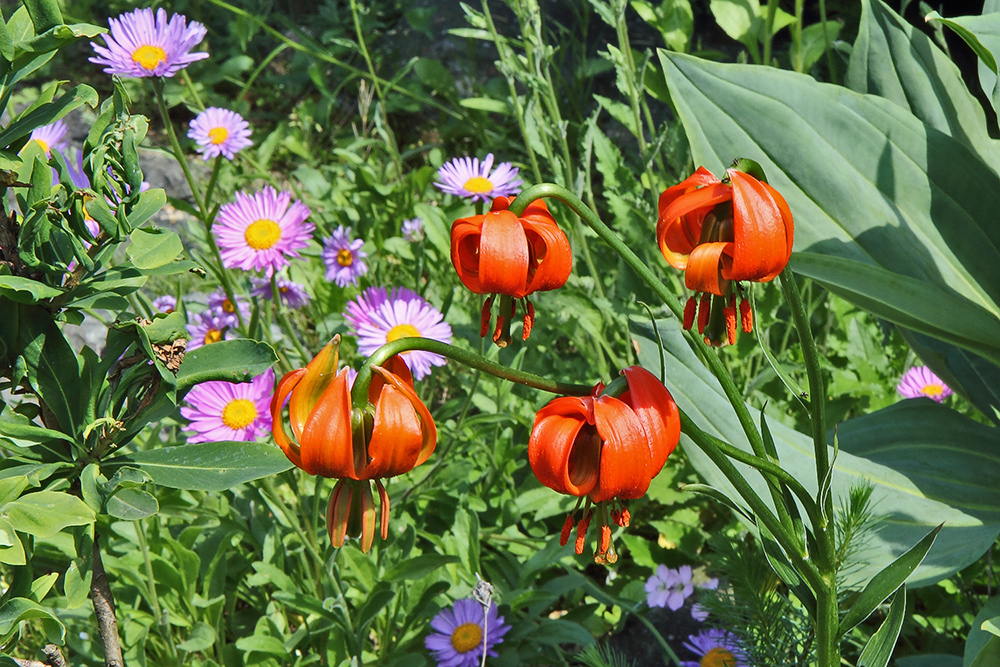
<box><xmin>186</xmin><ymin>310</ymin><xmax>235</xmax><ymax>350</ymax></box>
<box><xmin>343</xmin><ymin>286</ymin><xmax>394</xmax><ymax>330</ymax></box>
<box><xmin>346</xmin><ymin>287</ymin><xmax>452</xmax><ymax>380</ymax></box>
<box><xmin>188</xmin><ymin>107</ymin><xmax>253</xmax><ymax>161</ymax></box>
<box><xmin>321</xmin><ymin>225</ymin><xmax>368</xmax><ymax>287</ymax></box>
<box><xmin>425</xmin><ymin>598</ymin><xmax>510</xmax><ymax>667</ymax></box>
<box><xmin>89</xmin><ymin>8</ymin><xmax>208</xmax><ymax>79</ymax></box>
<box><xmin>152</xmin><ymin>295</ymin><xmax>177</xmax><ymax>313</ymax></box>
<box><xmin>28</xmin><ymin>120</ymin><xmax>68</xmax><ymax>157</ymax></box>
<box><xmin>207</xmin><ymin>288</ymin><xmax>249</xmax><ymax>326</ymax></box>
<box><xmin>402</xmin><ymin>217</ymin><xmax>424</xmax><ymax>242</ymax></box>
<box><xmin>435</xmin><ymin>153</ymin><xmax>522</xmax><ymax>202</ymax></box>
<box><xmin>214</xmin><ymin>187</ymin><xmax>314</xmax><ymax>276</ymax></box>
<box><xmin>645</xmin><ymin>564</ymin><xmax>694</xmax><ymax>611</ymax></box>
<box><xmin>250</xmin><ymin>277</ymin><xmax>311</xmax><ymax>309</ymax></box>
<box><xmin>681</xmin><ymin>629</ymin><xmax>746</xmax><ymax>667</ymax></box>
<box><xmin>180</xmin><ymin>368</ymin><xmax>275</xmax><ymax>443</ymax></box>
<box><xmin>897</xmin><ymin>365</ymin><xmax>953</xmax><ymax>403</ymax></box>
<box><xmin>64</xmin><ymin>148</ymin><xmax>91</xmax><ymax>189</ymax></box>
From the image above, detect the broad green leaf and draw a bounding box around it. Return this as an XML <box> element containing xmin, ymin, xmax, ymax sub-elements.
<box><xmin>630</xmin><ymin>0</ymin><xmax>693</xmax><ymax>52</ymax></box>
<box><xmin>453</xmin><ymin>506</ymin><xmax>480</xmax><ymax>575</ymax></box>
<box><xmin>0</xmin><ymin>14</ymin><xmax>13</xmax><ymax>62</ymax></box>
<box><xmin>982</xmin><ymin>615</ymin><xmax>1000</xmax><ymax>638</ymax></box>
<box><xmin>964</xmin><ymin>596</ymin><xmax>1000</xmax><ymax>667</ymax></box>
<box><xmin>354</xmin><ymin>584</ymin><xmax>395</xmax><ymax>634</ymax></box>
<box><xmin>175</xmin><ymin>339</ymin><xmax>277</xmax><ymax>391</ymax></box>
<box><xmin>658</xmin><ymin>50</ymin><xmax>1000</xmax><ymax>363</ymax></box>
<box><xmin>0</xmin><ymin>517</ymin><xmax>25</xmax><ymax>565</ymax></box>
<box><xmin>459</xmin><ymin>97</ymin><xmax>509</xmax><ymax>114</ymax></box>
<box><xmin>0</xmin><ymin>490</ymin><xmax>94</xmax><ymax>538</ymax></box>
<box><xmin>924</xmin><ymin>11</ymin><xmax>1000</xmax><ymax>121</ymax></box>
<box><xmin>846</xmin><ymin>0</ymin><xmax>1000</xmax><ymax>169</ymax></box>
<box><xmin>177</xmin><ymin>621</ymin><xmax>217</xmax><ymax>653</ymax></box>
<box><xmin>971</xmin><ymin>637</ymin><xmax>1000</xmax><ymax>667</ymax></box>
<box><xmin>234</xmin><ymin>634</ymin><xmax>289</xmax><ymax>657</ymax></box>
<box><xmin>0</xmin><ymin>275</ymin><xmax>61</xmax><ymax>304</ymax></box>
<box><xmin>104</xmin><ymin>488</ymin><xmax>159</xmax><ymax>521</ymax></box>
<box><xmin>125</xmin><ymin>188</ymin><xmax>166</xmax><ymax>229</ymax></box>
<box><xmin>0</xmin><ymin>598</ymin><xmax>65</xmax><ymax>644</ymax></box>
<box><xmin>109</xmin><ymin>441</ymin><xmax>292</xmax><ymax>492</ymax></box>
<box><xmin>0</xmin><ymin>403</ymin><xmax>73</xmax><ymax>444</ymax></box>
<box><xmin>63</xmin><ymin>560</ymin><xmax>90</xmax><ymax>609</ymax></box>
<box><xmin>636</xmin><ymin>321</ymin><xmax>1000</xmax><ymax>588</ymax></box>
<box><xmin>22</xmin><ymin>0</ymin><xmax>62</xmax><ymax>33</ymax></box>
<box><xmin>857</xmin><ymin>586</ymin><xmax>907</xmax><ymax>667</ymax></box>
<box><xmin>0</xmin><ymin>84</ymin><xmax>98</xmax><ymax>148</ymax></box>
<box><xmin>791</xmin><ymin>253</ymin><xmax>1000</xmax><ymax>367</ymax></box>
<box><xmin>16</xmin><ymin>305</ymin><xmax>85</xmax><ymax>434</ymax></box>
<box><xmin>796</xmin><ymin>20</ymin><xmax>842</xmax><ymax>73</ymax></box>
<box><xmin>839</xmin><ymin>526</ymin><xmax>938</xmax><ymax>635</ymax></box>
<box><xmin>126</xmin><ymin>227</ymin><xmax>183</xmax><ymax>269</ymax></box>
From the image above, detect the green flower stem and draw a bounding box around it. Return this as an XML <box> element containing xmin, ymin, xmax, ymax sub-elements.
<box><xmin>204</xmin><ymin>155</ymin><xmax>223</xmax><ymax>211</ymax></box>
<box><xmin>351</xmin><ymin>338</ymin><xmax>592</xmax><ymax>406</ymax></box>
<box><xmin>678</xmin><ymin>411</ymin><xmax>824</xmax><ymax>594</ymax></box>
<box><xmin>816</xmin><ymin>584</ymin><xmax>841</xmax><ymax>667</ymax></box>
<box><xmin>778</xmin><ymin>271</ymin><xmax>835</xmax><ymax>564</ymax></box>
<box><xmin>151</xmin><ymin>79</ymin><xmax>244</xmax><ymax>329</ymax></box>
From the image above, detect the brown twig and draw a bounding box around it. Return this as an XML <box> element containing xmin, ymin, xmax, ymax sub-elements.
<box><xmin>12</xmin><ymin>644</ymin><xmax>67</xmax><ymax>667</ymax></box>
<box><xmin>91</xmin><ymin>534</ymin><xmax>124</xmax><ymax>667</ymax></box>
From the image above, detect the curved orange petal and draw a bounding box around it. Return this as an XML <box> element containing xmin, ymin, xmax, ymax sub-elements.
<box><xmin>684</xmin><ymin>241</ymin><xmax>733</xmax><ymax>296</ymax></box>
<box><xmin>657</xmin><ymin>183</ymin><xmax>732</xmax><ymax>267</ymax></box>
<box><xmin>656</xmin><ymin>166</ymin><xmax>720</xmax><ymax>214</ymax></box>
<box><xmin>289</xmin><ymin>339</ymin><xmax>341</xmax><ymax>435</ymax></box>
<box><xmin>298</xmin><ymin>368</ymin><xmax>355</xmax><ymax>478</ymax></box>
<box><xmin>270</xmin><ymin>368</ymin><xmax>305</xmax><ymax>469</ymax></box>
<box><xmin>522</xmin><ymin>216</ymin><xmax>572</xmax><ymax>294</ymax></box>
<box><xmin>479</xmin><ymin>210</ymin><xmax>530</xmax><ymax>296</ymax></box>
<box><xmin>622</xmin><ymin>366</ymin><xmax>680</xmax><ymax>476</ymax></box>
<box><xmin>727</xmin><ymin>170</ymin><xmax>790</xmax><ymax>282</ymax></box>
<box><xmin>528</xmin><ymin>396</ymin><xmax>599</xmax><ymax>497</ymax></box>
<box><xmin>368</xmin><ymin>355</ymin><xmax>414</xmax><ymax>404</ymax></box>
<box><xmin>450</xmin><ymin>216</ymin><xmax>485</xmax><ymax>294</ymax></box>
<box><xmin>371</xmin><ymin>364</ymin><xmax>437</xmax><ymax>467</ymax></box>
<box><xmin>758</xmin><ymin>181</ymin><xmax>794</xmax><ymax>282</ymax></box>
<box><xmin>361</xmin><ymin>382</ymin><xmax>425</xmax><ymax>479</ymax></box>
<box><xmin>590</xmin><ymin>396</ymin><xmax>650</xmax><ymax>502</ymax></box>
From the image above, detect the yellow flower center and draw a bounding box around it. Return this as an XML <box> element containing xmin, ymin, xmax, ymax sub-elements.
<box><xmin>701</xmin><ymin>647</ymin><xmax>736</xmax><ymax>667</ymax></box>
<box><xmin>222</xmin><ymin>299</ymin><xmax>236</xmax><ymax>314</ymax></box>
<box><xmin>204</xmin><ymin>329</ymin><xmax>224</xmax><ymax>345</ymax></box>
<box><xmin>221</xmin><ymin>398</ymin><xmax>258</xmax><ymax>430</ymax></box>
<box><xmin>921</xmin><ymin>383</ymin><xmax>944</xmax><ymax>397</ymax></box>
<box><xmin>132</xmin><ymin>44</ymin><xmax>167</xmax><ymax>71</ymax></box>
<box><xmin>386</xmin><ymin>324</ymin><xmax>420</xmax><ymax>342</ymax></box>
<box><xmin>450</xmin><ymin>622</ymin><xmax>483</xmax><ymax>653</ymax></box>
<box><xmin>337</xmin><ymin>248</ymin><xmax>354</xmax><ymax>266</ymax></box>
<box><xmin>244</xmin><ymin>219</ymin><xmax>282</xmax><ymax>250</ymax></box>
<box><xmin>462</xmin><ymin>176</ymin><xmax>494</xmax><ymax>194</ymax></box>
<box><xmin>33</xmin><ymin>138</ymin><xmax>50</xmax><ymax>154</ymax></box>
<box><xmin>208</xmin><ymin>126</ymin><xmax>230</xmax><ymax>145</ymax></box>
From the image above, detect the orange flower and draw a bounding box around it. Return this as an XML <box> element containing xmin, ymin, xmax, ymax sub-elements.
<box><xmin>270</xmin><ymin>337</ymin><xmax>436</xmax><ymax>552</ymax></box>
<box><xmin>657</xmin><ymin>164</ymin><xmax>793</xmax><ymax>346</ymax></box>
<box><xmin>451</xmin><ymin>195</ymin><xmax>572</xmax><ymax>346</ymax></box>
<box><xmin>528</xmin><ymin>366</ymin><xmax>680</xmax><ymax>563</ymax></box>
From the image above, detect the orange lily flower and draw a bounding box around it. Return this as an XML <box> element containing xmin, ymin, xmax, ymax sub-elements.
<box><xmin>528</xmin><ymin>366</ymin><xmax>680</xmax><ymax>563</ymax></box>
<box><xmin>270</xmin><ymin>337</ymin><xmax>436</xmax><ymax>552</ymax></box>
<box><xmin>657</xmin><ymin>163</ymin><xmax>793</xmax><ymax>346</ymax></box>
<box><xmin>451</xmin><ymin>195</ymin><xmax>572</xmax><ymax>346</ymax></box>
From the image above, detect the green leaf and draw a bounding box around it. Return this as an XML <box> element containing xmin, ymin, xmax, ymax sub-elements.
<box><xmin>0</xmin><ymin>490</ymin><xmax>95</xmax><ymax>538</ymax></box>
<box><xmin>0</xmin><ymin>276</ymin><xmax>59</xmax><ymax>305</ymax></box>
<box><xmin>383</xmin><ymin>554</ymin><xmax>459</xmax><ymax>582</ymax></box>
<box><xmin>0</xmin><ymin>598</ymin><xmax>65</xmax><ymax>645</ymax></box>
<box><xmin>0</xmin><ymin>403</ymin><xmax>73</xmax><ymax>444</ymax></box>
<box><xmin>896</xmin><ymin>656</ymin><xmax>962</xmax><ymax>667</ymax></box>
<box><xmin>982</xmin><ymin>615</ymin><xmax>1000</xmax><ymax>638</ymax></box>
<box><xmin>354</xmin><ymin>583</ymin><xmax>395</xmax><ymax>634</ymax></box>
<box><xmin>846</xmin><ymin>0</ymin><xmax>1000</xmax><ymax>169</ymax></box>
<box><xmin>0</xmin><ymin>84</ymin><xmax>98</xmax><ymax>148</ymax></box>
<box><xmin>0</xmin><ymin>13</ymin><xmax>14</xmax><ymax>62</ymax></box>
<box><xmin>104</xmin><ymin>488</ymin><xmax>159</xmax><ymax>521</ymax></box>
<box><xmin>636</xmin><ymin>321</ymin><xmax>1000</xmax><ymax>589</ymax></box>
<box><xmin>63</xmin><ymin>560</ymin><xmax>91</xmax><ymax>609</ymax></box>
<box><xmin>459</xmin><ymin>97</ymin><xmax>509</xmax><ymax>114</ymax></box>
<box><xmin>0</xmin><ymin>517</ymin><xmax>25</xmax><ymax>565</ymax></box>
<box><xmin>453</xmin><ymin>506</ymin><xmax>480</xmax><ymax>576</ymax></box>
<box><xmin>177</xmin><ymin>621</ymin><xmax>217</xmax><ymax>653</ymax></box>
<box><xmin>22</xmin><ymin>0</ymin><xmax>62</xmax><ymax>33</ymax></box>
<box><xmin>857</xmin><ymin>585</ymin><xmax>907</xmax><ymax>667</ymax></box>
<box><xmin>125</xmin><ymin>188</ymin><xmax>166</xmax><ymax>229</ymax></box>
<box><xmin>175</xmin><ymin>339</ymin><xmax>277</xmax><ymax>391</ymax></box>
<box><xmin>234</xmin><ymin>634</ymin><xmax>289</xmax><ymax>657</ymax></box>
<box><xmin>924</xmin><ymin>11</ymin><xmax>1000</xmax><ymax>121</ymax></box>
<box><xmin>658</xmin><ymin>50</ymin><xmax>1000</xmax><ymax>363</ymax></box>
<box><xmin>965</xmin><ymin>596</ymin><xmax>1000</xmax><ymax>667</ymax></box>
<box><xmin>971</xmin><ymin>637</ymin><xmax>1000</xmax><ymax>667</ymax></box>
<box><xmin>127</xmin><ymin>227</ymin><xmax>183</xmax><ymax>270</ymax></box>
<box><xmin>109</xmin><ymin>441</ymin><xmax>292</xmax><ymax>492</ymax></box>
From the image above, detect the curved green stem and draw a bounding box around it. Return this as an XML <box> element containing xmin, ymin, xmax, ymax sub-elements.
<box><xmin>351</xmin><ymin>338</ymin><xmax>592</xmax><ymax>405</ymax></box>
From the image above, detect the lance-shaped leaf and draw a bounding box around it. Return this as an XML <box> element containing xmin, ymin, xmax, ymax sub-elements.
<box><xmin>658</xmin><ymin>50</ymin><xmax>1000</xmax><ymax>366</ymax></box>
<box><xmin>108</xmin><ymin>441</ymin><xmax>292</xmax><ymax>491</ymax></box>
<box><xmin>839</xmin><ymin>525</ymin><xmax>939</xmax><ymax>635</ymax></box>
<box><xmin>924</xmin><ymin>10</ymin><xmax>1000</xmax><ymax>122</ymax></box>
<box><xmin>857</xmin><ymin>585</ymin><xmax>907</xmax><ymax>667</ymax></box>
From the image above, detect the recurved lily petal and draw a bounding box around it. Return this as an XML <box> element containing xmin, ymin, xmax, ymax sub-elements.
<box><xmin>591</xmin><ymin>396</ymin><xmax>650</xmax><ymax>502</ymax></box>
<box><xmin>451</xmin><ymin>216</ymin><xmax>486</xmax><ymax>294</ymax></box>
<box><xmin>363</xmin><ymin>383</ymin><xmax>426</xmax><ymax>479</ymax></box>
<box><xmin>728</xmin><ymin>169</ymin><xmax>790</xmax><ymax>281</ymax></box>
<box><xmin>270</xmin><ymin>368</ymin><xmax>305</xmax><ymax>468</ymax></box>
<box><xmin>478</xmin><ymin>209</ymin><xmax>531</xmax><ymax>297</ymax></box>
<box><xmin>522</xmin><ymin>216</ymin><xmax>572</xmax><ymax>293</ymax></box>
<box><xmin>657</xmin><ymin>182</ymin><xmax>732</xmax><ymax>268</ymax></box>
<box><xmin>528</xmin><ymin>396</ymin><xmax>600</xmax><ymax>497</ymax></box>
<box><xmin>621</xmin><ymin>366</ymin><xmax>681</xmax><ymax>475</ymax></box>
<box><xmin>371</xmin><ymin>364</ymin><xmax>437</xmax><ymax>468</ymax></box>
<box><xmin>289</xmin><ymin>338</ymin><xmax>341</xmax><ymax>430</ymax></box>
<box><xmin>298</xmin><ymin>369</ymin><xmax>355</xmax><ymax>477</ymax></box>
<box><xmin>656</xmin><ymin>166</ymin><xmax>720</xmax><ymax>213</ymax></box>
<box><xmin>685</xmin><ymin>242</ymin><xmax>734</xmax><ymax>296</ymax></box>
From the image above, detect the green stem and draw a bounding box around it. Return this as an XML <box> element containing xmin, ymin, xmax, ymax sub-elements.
<box><xmin>763</xmin><ymin>0</ymin><xmax>779</xmax><ymax>65</ymax></box>
<box><xmin>351</xmin><ymin>338</ymin><xmax>592</xmax><ymax>406</ymax></box>
<box><xmin>779</xmin><ymin>271</ymin><xmax>835</xmax><ymax>569</ymax></box>
<box><xmin>816</xmin><ymin>583</ymin><xmax>841</xmax><ymax>667</ymax></box>
<box><xmin>614</xmin><ymin>3</ymin><xmax>648</xmax><ymax>156</ymax></box>
<box><xmin>137</xmin><ymin>519</ymin><xmax>178</xmax><ymax>661</ymax></box>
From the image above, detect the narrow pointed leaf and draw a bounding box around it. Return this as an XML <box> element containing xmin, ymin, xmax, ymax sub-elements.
<box><xmin>109</xmin><ymin>441</ymin><xmax>292</xmax><ymax>491</ymax></box>
<box><xmin>839</xmin><ymin>524</ymin><xmax>940</xmax><ymax>635</ymax></box>
<box><xmin>857</xmin><ymin>585</ymin><xmax>907</xmax><ymax>667</ymax></box>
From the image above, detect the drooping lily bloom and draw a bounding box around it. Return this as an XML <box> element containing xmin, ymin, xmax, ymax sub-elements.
<box><xmin>270</xmin><ymin>337</ymin><xmax>436</xmax><ymax>552</ymax></box>
<box><xmin>657</xmin><ymin>162</ymin><xmax>793</xmax><ymax>346</ymax></box>
<box><xmin>451</xmin><ymin>195</ymin><xmax>572</xmax><ymax>346</ymax></box>
<box><xmin>528</xmin><ymin>366</ymin><xmax>680</xmax><ymax>563</ymax></box>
